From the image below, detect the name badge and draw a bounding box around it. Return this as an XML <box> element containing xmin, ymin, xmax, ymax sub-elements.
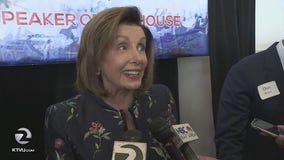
<box><xmin>257</xmin><ymin>81</ymin><xmax>280</xmax><ymax>100</ymax></box>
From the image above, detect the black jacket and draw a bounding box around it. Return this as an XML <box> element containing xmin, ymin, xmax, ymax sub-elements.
<box><xmin>215</xmin><ymin>42</ymin><xmax>284</xmax><ymax>160</ymax></box>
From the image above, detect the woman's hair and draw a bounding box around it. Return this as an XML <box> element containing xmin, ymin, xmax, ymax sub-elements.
<box><xmin>75</xmin><ymin>6</ymin><xmax>154</xmax><ymax>96</ymax></box>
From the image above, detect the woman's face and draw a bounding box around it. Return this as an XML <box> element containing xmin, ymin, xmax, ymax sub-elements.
<box><xmin>100</xmin><ymin>24</ymin><xmax>148</xmax><ymax>94</ymax></box>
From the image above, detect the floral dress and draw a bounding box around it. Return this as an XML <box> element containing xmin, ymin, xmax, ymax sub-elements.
<box><xmin>44</xmin><ymin>84</ymin><xmax>178</xmax><ymax>160</ymax></box>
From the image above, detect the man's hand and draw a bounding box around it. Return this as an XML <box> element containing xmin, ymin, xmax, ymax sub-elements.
<box><xmin>275</xmin><ymin>125</ymin><xmax>284</xmax><ymax>149</ymax></box>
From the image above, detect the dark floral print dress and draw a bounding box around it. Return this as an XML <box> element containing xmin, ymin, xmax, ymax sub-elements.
<box><xmin>44</xmin><ymin>84</ymin><xmax>178</xmax><ymax>160</ymax></box>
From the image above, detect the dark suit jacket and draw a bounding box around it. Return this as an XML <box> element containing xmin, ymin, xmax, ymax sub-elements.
<box><xmin>215</xmin><ymin>42</ymin><xmax>284</xmax><ymax>160</ymax></box>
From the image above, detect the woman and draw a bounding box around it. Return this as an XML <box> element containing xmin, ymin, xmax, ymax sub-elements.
<box><xmin>44</xmin><ymin>6</ymin><xmax>216</xmax><ymax>160</ymax></box>
<box><xmin>44</xmin><ymin>6</ymin><xmax>177</xmax><ymax>160</ymax></box>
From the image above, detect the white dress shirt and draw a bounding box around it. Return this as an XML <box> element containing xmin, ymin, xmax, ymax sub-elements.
<box><xmin>276</xmin><ymin>40</ymin><xmax>284</xmax><ymax>71</ymax></box>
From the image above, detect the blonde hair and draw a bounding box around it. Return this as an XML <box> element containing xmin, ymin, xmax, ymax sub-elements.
<box><xmin>75</xmin><ymin>6</ymin><xmax>154</xmax><ymax>96</ymax></box>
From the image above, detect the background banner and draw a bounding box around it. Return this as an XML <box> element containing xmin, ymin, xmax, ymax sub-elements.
<box><xmin>255</xmin><ymin>0</ymin><xmax>284</xmax><ymax>51</ymax></box>
<box><xmin>0</xmin><ymin>0</ymin><xmax>208</xmax><ymax>66</ymax></box>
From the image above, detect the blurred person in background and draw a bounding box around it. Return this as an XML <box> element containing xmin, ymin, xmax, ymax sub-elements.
<box><xmin>215</xmin><ymin>40</ymin><xmax>284</xmax><ymax>160</ymax></box>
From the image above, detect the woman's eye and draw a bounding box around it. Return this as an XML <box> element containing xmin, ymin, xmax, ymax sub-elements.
<box><xmin>118</xmin><ymin>45</ymin><xmax>127</xmax><ymax>51</ymax></box>
<box><xmin>138</xmin><ymin>44</ymin><xmax>146</xmax><ymax>52</ymax></box>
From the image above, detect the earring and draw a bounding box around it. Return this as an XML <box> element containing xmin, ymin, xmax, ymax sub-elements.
<box><xmin>96</xmin><ymin>70</ymin><xmax>101</xmax><ymax>76</ymax></box>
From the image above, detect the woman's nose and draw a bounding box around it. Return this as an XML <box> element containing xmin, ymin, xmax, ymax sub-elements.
<box><xmin>131</xmin><ymin>46</ymin><xmax>144</xmax><ymax>61</ymax></box>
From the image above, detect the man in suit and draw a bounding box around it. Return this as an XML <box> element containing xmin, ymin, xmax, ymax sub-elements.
<box><xmin>215</xmin><ymin>40</ymin><xmax>284</xmax><ymax>160</ymax></box>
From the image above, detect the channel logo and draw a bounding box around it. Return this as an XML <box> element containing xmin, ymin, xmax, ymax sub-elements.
<box><xmin>12</xmin><ymin>127</ymin><xmax>35</xmax><ymax>153</ymax></box>
<box><xmin>15</xmin><ymin>128</ymin><xmax>32</xmax><ymax>145</ymax></box>
<box><xmin>171</xmin><ymin>123</ymin><xmax>199</xmax><ymax>148</ymax></box>
<box><xmin>112</xmin><ymin>141</ymin><xmax>147</xmax><ymax>160</ymax></box>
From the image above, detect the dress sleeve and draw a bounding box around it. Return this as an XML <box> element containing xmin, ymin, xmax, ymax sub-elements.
<box><xmin>44</xmin><ymin>105</ymin><xmax>76</xmax><ymax>160</ymax></box>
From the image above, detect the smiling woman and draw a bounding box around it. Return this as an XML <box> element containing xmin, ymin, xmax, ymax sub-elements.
<box><xmin>44</xmin><ymin>6</ymin><xmax>179</xmax><ymax>160</ymax></box>
<box><xmin>99</xmin><ymin>24</ymin><xmax>148</xmax><ymax>97</ymax></box>
<box><xmin>43</xmin><ymin>6</ymin><xmax>215</xmax><ymax>160</ymax></box>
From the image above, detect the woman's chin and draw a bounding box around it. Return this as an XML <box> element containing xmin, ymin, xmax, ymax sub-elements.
<box><xmin>125</xmin><ymin>83</ymin><xmax>141</xmax><ymax>90</ymax></box>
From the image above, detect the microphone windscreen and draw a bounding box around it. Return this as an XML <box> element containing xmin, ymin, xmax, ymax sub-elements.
<box><xmin>149</xmin><ymin>111</ymin><xmax>177</xmax><ymax>143</ymax></box>
<box><xmin>123</xmin><ymin>129</ymin><xmax>143</xmax><ymax>142</ymax></box>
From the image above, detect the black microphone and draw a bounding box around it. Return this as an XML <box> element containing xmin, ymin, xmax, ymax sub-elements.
<box><xmin>123</xmin><ymin>129</ymin><xmax>144</xmax><ymax>142</ymax></box>
<box><xmin>149</xmin><ymin>111</ymin><xmax>199</xmax><ymax>160</ymax></box>
<box><xmin>112</xmin><ymin>129</ymin><xmax>147</xmax><ymax>160</ymax></box>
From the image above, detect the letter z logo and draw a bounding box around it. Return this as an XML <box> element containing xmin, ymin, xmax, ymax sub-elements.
<box><xmin>15</xmin><ymin>128</ymin><xmax>32</xmax><ymax>145</ymax></box>
<box><xmin>112</xmin><ymin>141</ymin><xmax>147</xmax><ymax>160</ymax></box>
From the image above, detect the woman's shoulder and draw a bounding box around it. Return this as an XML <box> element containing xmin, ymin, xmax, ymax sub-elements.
<box><xmin>46</xmin><ymin>95</ymin><xmax>81</xmax><ymax>114</ymax></box>
<box><xmin>149</xmin><ymin>84</ymin><xmax>171</xmax><ymax>94</ymax></box>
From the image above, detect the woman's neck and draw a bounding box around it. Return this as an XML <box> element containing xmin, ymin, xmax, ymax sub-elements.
<box><xmin>102</xmin><ymin>91</ymin><xmax>136</xmax><ymax>130</ymax></box>
<box><xmin>102</xmin><ymin>91</ymin><xmax>134</xmax><ymax>111</ymax></box>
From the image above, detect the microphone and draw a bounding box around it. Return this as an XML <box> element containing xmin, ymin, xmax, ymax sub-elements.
<box><xmin>112</xmin><ymin>129</ymin><xmax>147</xmax><ymax>160</ymax></box>
<box><xmin>171</xmin><ymin>123</ymin><xmax>199</xmax><ymax>160</ymax></box>
<box><xmin>149</xmin><ymin>111</ymin><xmax>199</xmax><ymax>160</ymax></box>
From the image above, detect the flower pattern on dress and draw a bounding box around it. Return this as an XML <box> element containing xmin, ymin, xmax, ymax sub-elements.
<box><xmin>65</xmin><ymin>96</ymin><xmax>80</xmax><ymax>121</ymax></box>
<box><xmin>144</xmin><ymin>90</ymin><xmax>155</xmax><ymax>109</ymax></box>
<box><xmin>52</xmin><ymin>138</ymin><xmax>66</xmax><ymax>160</ymax></box>
<box><xmin>131</xmin><ymin>98</ymin><xmax>140</xmax><ymax>119</ymax></box>
<box><xmin>54</xmin><ymin>138</ymin><xmax>65</xmax><ymax>149</ymax></box>
<box><xmin>84</xmin><ymin>121</ymin><xmax>111</xmax><ymax>159</ymax></box>
<box><xmin>45</xmin><ymin>85</ymin><xmax>176</xmax><ymax>160</ymax></box>
<box><xmin>105</xmin><ymin>109</ymin><xmax>125</xmax><ymax>126</ymax></box>
<box><xmin>167</xmin><ymin>103</ymin><xmax>172</xmax><ymax>112</ymax></box>
<box><xmin>150</xmin><ymin>146</ymin><xmax>170</xmax><ymax>159</ymax></box>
